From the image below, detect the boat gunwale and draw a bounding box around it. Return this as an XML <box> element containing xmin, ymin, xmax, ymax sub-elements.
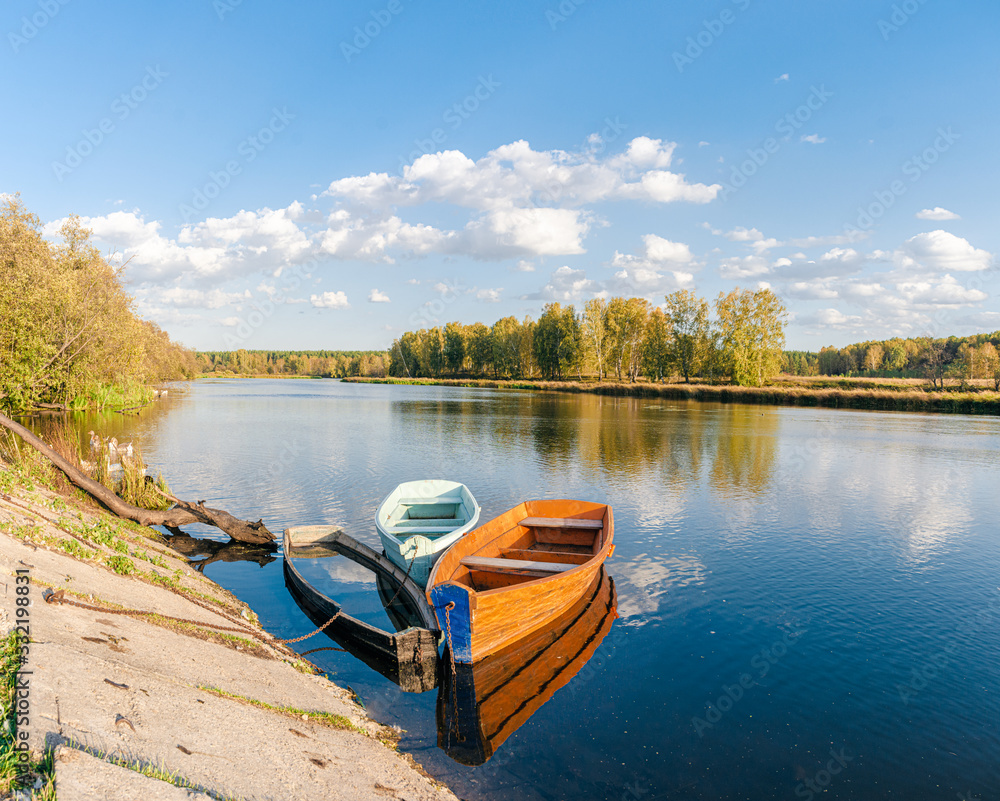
<box><xmin>375</xmin><ymin>479</ymin><xmax>482</xmax><ymax>549</ymax></box>
<box><xmin>426</xmin><ymin>501</ymin><xmax>613</xmax><ymax>600</ymax></box>
<box><xmin>283</xmin><ymin>525</ymin><xmax>440</xmax><ymax>634</ymax></box>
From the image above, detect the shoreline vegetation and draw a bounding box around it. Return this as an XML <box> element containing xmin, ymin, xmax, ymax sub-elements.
<box><xmin>341</xmin><ymin>375</ymin><xmax>1000</xmax><ymax>416</ymax></box>
<box><xmin>1</xmin><ymin>197</ymin><xmax>195</xmax><ymax>416</ymax></box>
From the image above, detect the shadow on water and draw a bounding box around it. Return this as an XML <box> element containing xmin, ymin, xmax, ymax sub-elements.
<box><xmin>162</xmin><ymin>531</ymin><xmax>278</xmax><ymax>572</ymax></box>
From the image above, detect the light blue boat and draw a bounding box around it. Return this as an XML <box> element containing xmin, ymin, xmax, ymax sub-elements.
<box><xmin>375</xmin><ymin>479</ymin><xmax>481</xmax><ymax>588</ymax></box>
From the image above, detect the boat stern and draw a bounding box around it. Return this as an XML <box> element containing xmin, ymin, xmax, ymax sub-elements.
<box><xmin>428</xmin><ymin>581</ymin><xmax>475</xmax><ymax>664</ymax></box>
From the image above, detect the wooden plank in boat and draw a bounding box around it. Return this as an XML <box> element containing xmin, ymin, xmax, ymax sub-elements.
<box><xmin>388</xmin><ymin>526</ymin><xmax>460</xmax><ymax>534</ymax></box>
<box><xmin>461</xmin><ymin>556</ymin><xmax>577</xmax><ymax>575</ymax></box>
<box><xmin>502</xmin><ymin>548</ymin><xmax>589</xmax><ymax>565</ymax></box>
<box><xmin>399</xmin><ymin>496</ymin><xmax>463</xmax><ymax>504</ymax></box>
<box><xmin>519</xmin><ymin>516</ymin><xmax>603</xmax><ymax>530</ymax></box>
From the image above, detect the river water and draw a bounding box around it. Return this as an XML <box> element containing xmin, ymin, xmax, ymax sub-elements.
<box><xmin>64</xmin><ymin>379</ymin><xmax>1000</xmax><ymax>799</ymax></box>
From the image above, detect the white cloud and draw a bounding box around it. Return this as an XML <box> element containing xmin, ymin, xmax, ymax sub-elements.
<box><xmin>775</xmin><ymin>73</ymin><xmax>789</xmax><ymax>82</ymax></box>
<box><xmin>895</xmin><ymin>275</ymin><xmax>987</xmax><ymax>308</ymax></box>
<box><xmin>611</xmin><ymin>234</ymin><xmax>694</xmax><ymax>270</ymax></box>
<box><xmin>895</xmin><ymin>230</ymin><xmax>993</xmax><ymax>273</ymax></box>
<box><xmin>325</xmin><ymin>137</ymin><xmax>720</xmax><ymax>213</ymax></box>
<box><xmin>476</xmin><ymin>288</ymin><xmax>503</xmax><ymax>302</ymax></box>
<box><xmin>513</xmin><ymin>259</ymin><xmax>535</xmax><ymax>272</ymax></box>
<box><xmin>523</xmin><ymin>266</ymin><xmax>600</xmax><ymax>302</ymax></box>
<box><xmin>801</xmin><ymin>134</ymin><xmax>827</xmax><ymax>144</ymax></box>
<box><xmin>310</xmin><ymin>291</ymin><xmax>350</xmax><ymax>309</ymax></box>
<box><xmin>368</xmin><ymin>289</ymin><xmax>390</xmax><ymax>303</ymax></box>
<box><xmin>786</xmin><ymin>281</ymin><xmax>839</xmax><ymax>300</ymax></box>
<box><xmin>139</xmin><ymin>287</ymin><xmax>251</xmax><ymax>309</ymax></box>
<box><xmin>724</xmin><ymin>226</ymin><xmax>764</xmax><ymax>242</ymax></box>
<box><xmin>915</xmin><ymin>207</ymin><xmax>960</xmax><ymax>221</ymax></box>
<box><xmin>719</xmin><ymin>255</ymin><xmax>770</xmax><ymax>279</ymax></box>
<box><xmin>814</xmin><ymin>308</ymin><xmax>862</xmax><ymax>327</ymax></box>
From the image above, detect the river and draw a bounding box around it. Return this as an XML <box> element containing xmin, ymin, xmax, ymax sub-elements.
<box><xmin>57</xmin><ymin>378</ymin><xmax>1000</xmax><ymax>800</ymax></box>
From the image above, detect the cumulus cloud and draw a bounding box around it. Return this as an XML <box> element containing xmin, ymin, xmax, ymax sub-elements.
<box><xmin>522</xmin><ymin>266</ymin><xmax>601</xmax><ymax>302</ymax></box>
<box><xmin>368</xmin><ymin>289</ymin><xmax>390</xmax><ymax>303</ymax></box>
<box><xmin>45</xmin><ymin>205</ymin><xmax>312</xmax><ymax>284</ymax></box>
<box><xmin>513</xmin><ymin>259</ymin><xmax>535</xmax><ymax>272</ymax></box>
<box><xmin>325</xmin><ymin>137</ymin><xmax>720</xmax><ymax>213</ymax></box>
<box><xmin>895</xmin><ymin>230</ymin><xmax>992</xmax><ymax>273</ymax></box>
<box><xmin>801</xmin><ymin>134</ymin><xmax>826</xmax><ymax>144</ymax></box>
<box><xmin>310</xmin><ymin>291</ymin><xmax>350</xmax><ymax>309</ymax></box>
<box><xmin>719</xmin><ymin>255</ymin><xmax>771</xmax><ymax>279</ymax></box>
<box><xmin>476</xmin><ymin>288</ymin><xmax>503</xmax><ymax>302</ymax></box>
<box><xmin>724</xmin><ymin>226</ymin><xmax>764</xmax><ymax>242</ymax></box>
<box><xmin>915</xmin><ymin>207</ymin><xmax>960</xmax><ymax>221</ymax></box>
<box><xmin>138</xmin><ymin>287</ymin><xmax>251</xmax><ymax>309</ymax></box>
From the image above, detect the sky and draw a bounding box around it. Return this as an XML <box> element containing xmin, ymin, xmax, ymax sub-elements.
<box><xmin>3</xmin><ymin>0</ymin><xmax>998</xmax><ymax>352</ymax></box>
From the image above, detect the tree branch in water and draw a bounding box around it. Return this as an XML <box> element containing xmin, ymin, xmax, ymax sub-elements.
<box><xmin>0</xmin><ymin>411</ymin><xmax>275</xmax><ymax>544</ymax></box>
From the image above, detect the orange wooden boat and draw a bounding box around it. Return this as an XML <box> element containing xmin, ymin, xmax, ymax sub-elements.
<box><xmin>437</xmin><ymin>567</ymin><xmax>617</xmax><ymax>764</ymax></box>
<box><xmin>425</xmin><ymin>499</ymin><xmax>614</xmax><ymax>664</ymax></box>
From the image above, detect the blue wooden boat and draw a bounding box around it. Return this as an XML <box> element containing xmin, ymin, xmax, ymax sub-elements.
<box><xmin>375</xmin><ymin>479</ymin><xmax>481</xmax><ymax>587</ymax></box>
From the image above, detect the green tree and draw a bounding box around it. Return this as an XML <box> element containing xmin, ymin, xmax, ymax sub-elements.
<box><xmin>605</xmin><ymin>297</ymin><xmax>649</xmax><ymax>381</ymax></box>
<box><xmin>444</xmin><ymin>322</ymin><xmax>467</xmax><ymax>375</ymax></box>
<box><xmin>663</xmin><ymin>289</ymin><xmax>710</xmax><ymax>383</ymax></box>
<box><xmin>466</xmin><ymin>323</ymin><xmax>493</xmax><ymax>375</ymax></box>
<box><xmin>714</xmin><ymin>287</ymin><xmax>788</xmax><ymax>386</ymax></box>
<box><xmin>642</xmin><ymin>307</ymin><xmax>671</xmax><ymax>382</ymax></box>
<box><xmin>534</xmin><ymin>303</ymin><xmax>582</xmax><ymax>379</ymax></box>
<box><xmin>582</xmin><ymin>298</ymin><xmax>608</xmax><ymax>381</ymax></box>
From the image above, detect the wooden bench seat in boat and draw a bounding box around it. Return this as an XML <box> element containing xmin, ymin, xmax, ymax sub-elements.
<box><xmin>388</xmin><ymin>526</ymin><xmax>464</xmax><ymax>535</ymax></box>
<box><xmin>519</xmin><ymin>517</ymin><xmax>603</xmax><ymax>530</ymax></box>
<box><xmin>399</xmin><ymin>496</ymin><xmax>463</xmax><ymax>505</ymax></box>
<box><xmin>460</xmin><ymin>555</ymin><xmax>577</xmax><ymax>577</ymax></box>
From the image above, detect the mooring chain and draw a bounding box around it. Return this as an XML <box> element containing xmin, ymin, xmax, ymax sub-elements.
<box><xmin>443</xmin><ymin>601</ymin><xmax>464</xmax><ymax>743</ymax></box>
<box><xmin>43</xmin><ymin>589</ymin><xmax>341</xmax><ymax>647</ymax></box>
<box><xmin>43</xmin><ymin>589</ymin><xmax>263</xmax><ymax>637</ymax></box>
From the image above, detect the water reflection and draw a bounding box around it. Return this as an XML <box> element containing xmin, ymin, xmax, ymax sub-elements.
<box><xmin>162</xmin><ymin>532</ymin><xmax>278</xmax><ymax>571</ymax></box>
<box><xmin>436</xmin><ymin>568</ymin><xmax>617</xmax><ymax>765</ymax></box>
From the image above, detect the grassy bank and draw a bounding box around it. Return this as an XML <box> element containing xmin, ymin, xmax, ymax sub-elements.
<box><xmin>342</xmin><ymin>376</ymin><xmax>1000</xmax><ymax>415</ymax></box>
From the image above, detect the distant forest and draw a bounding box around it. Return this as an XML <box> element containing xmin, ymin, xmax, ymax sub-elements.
<box><xmin>198</xmin><ymin>331</ymin><xmax>1000</xmax><ymax>391</ymax></box>
<box><xmin>196</xmin><ymin>349</ymin><xmax>388</xmax><ymax>378</ymax></box>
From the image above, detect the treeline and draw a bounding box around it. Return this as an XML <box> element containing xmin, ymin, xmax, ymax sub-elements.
<box><xmin>196</xmin><ymin>349</ymin><xmax>388</xmax><ymax>378</ymax></box>
<box><xmin>0</xmin><ymin>198</ymin><xmax>197</xmax><ymax>413</ymax></box>
<box><xmin>818</xmin><ymin>335</ymin><xmax>1000</xmax><ymax>388</ymax></box>
<box><xmin>389</xmin><ymin>288</ymin><xmax>789</xmax><ymax>387</ymax></box>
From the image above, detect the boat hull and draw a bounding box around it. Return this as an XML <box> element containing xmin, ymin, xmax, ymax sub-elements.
<box><xmin>426</xmin><ymin>499</ymin><xmax>614</xmax><ymax>663</ymax></box>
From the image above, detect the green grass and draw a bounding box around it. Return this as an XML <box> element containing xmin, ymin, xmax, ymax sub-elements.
<box><xmin>344</xmin><ymin>376</ymin><xmax>1000</xmax><ymax>415</ymax></box>
<box><xmin>62</xmin><ymin>738</ymin><xmax>242</xmax><ymax>801</ymax></box>
<box><xmin>106</xmin><ymin>554</ymin><xmax>136</xmax><ymax>575</ymax></box>
<box><xmin>196</xmin><ymin>686</ymin><xmax>365</xmax><ymax>734</ymax></box>
<box><xmin>1</xmin><ymin>632</ymin><xmax>56</xmax><ymax>799</ymax></box>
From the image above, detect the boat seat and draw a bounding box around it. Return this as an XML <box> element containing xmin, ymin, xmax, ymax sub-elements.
<box><xmin>399</xmin><ymin>496</ymin><xmax>463</xmax><ymax>505</ymax></box>
<box><xmin>519</xmin><ymin>516</ymin><xmax>603</xmax><ymax>530</ymax></box>
<box><xmin>388</xmin><ymin>526</ymin><xmax>459</xmax><ymax>535</ymax></box>
<box><xmin>460</xmin><ymin>556</ymin><xmax>577</xmax><ymax>576</ymax></box>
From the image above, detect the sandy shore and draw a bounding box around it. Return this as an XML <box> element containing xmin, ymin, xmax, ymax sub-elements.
<box><xmin>0</xmin><ymin>467</ymin><xmax>458</xmax><ymax>801</ymax></box>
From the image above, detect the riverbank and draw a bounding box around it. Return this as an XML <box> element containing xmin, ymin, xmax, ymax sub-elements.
<box><xmin>342</xmin><ymin>376</ymin><xmax>1000</xmax><ymax>415</ymax></box>
<box><xmin>0</xmin><ymin>464</ymin><xmax>457</xmax><ymax>801</ymax></box>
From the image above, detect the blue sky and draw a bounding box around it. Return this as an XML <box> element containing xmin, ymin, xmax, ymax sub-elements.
<box><xmin>3</xmin><ymin>0</ymin><xmax>998</xmax><ymax>351</ymax></box>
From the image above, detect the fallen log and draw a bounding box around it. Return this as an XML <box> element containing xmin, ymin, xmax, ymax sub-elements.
<box><xmin>0</xmin><ymin>411</ymin><xmax>275</xmax><ymax>544</ymax></box>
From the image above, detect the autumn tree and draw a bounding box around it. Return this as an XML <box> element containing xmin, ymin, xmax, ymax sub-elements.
<box><xmin>582</xmin><ymin>298</ymin><xmax>608</xmax><ymax>381</ymax></box>
<box><xmin>642</xmin><ymin>307</ymin><xmax>671</xmax><ymax>382</ymax></box>
<box><xmin>714</xmin><ymin>287</ymin><xmax>788</xmax><ymax>386</ymax></box>
<box><xmin>444</xmin><ymin>322</ymin><xmax>466</xmax><ymax>375</ymax></box>
<box><xmin>534</xmin><ymin>303</ymin><xmax>582</xmax><ymax>379</ymax></box>
<box><xmin>663</xmin><ymin>289</ymin><xmax>710</xmax><ymax>383</ymax></box>
<box><xmin>465</xmin><ymin>323</ymin><xmax>492</xmax><ymax>375</ymax></box>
